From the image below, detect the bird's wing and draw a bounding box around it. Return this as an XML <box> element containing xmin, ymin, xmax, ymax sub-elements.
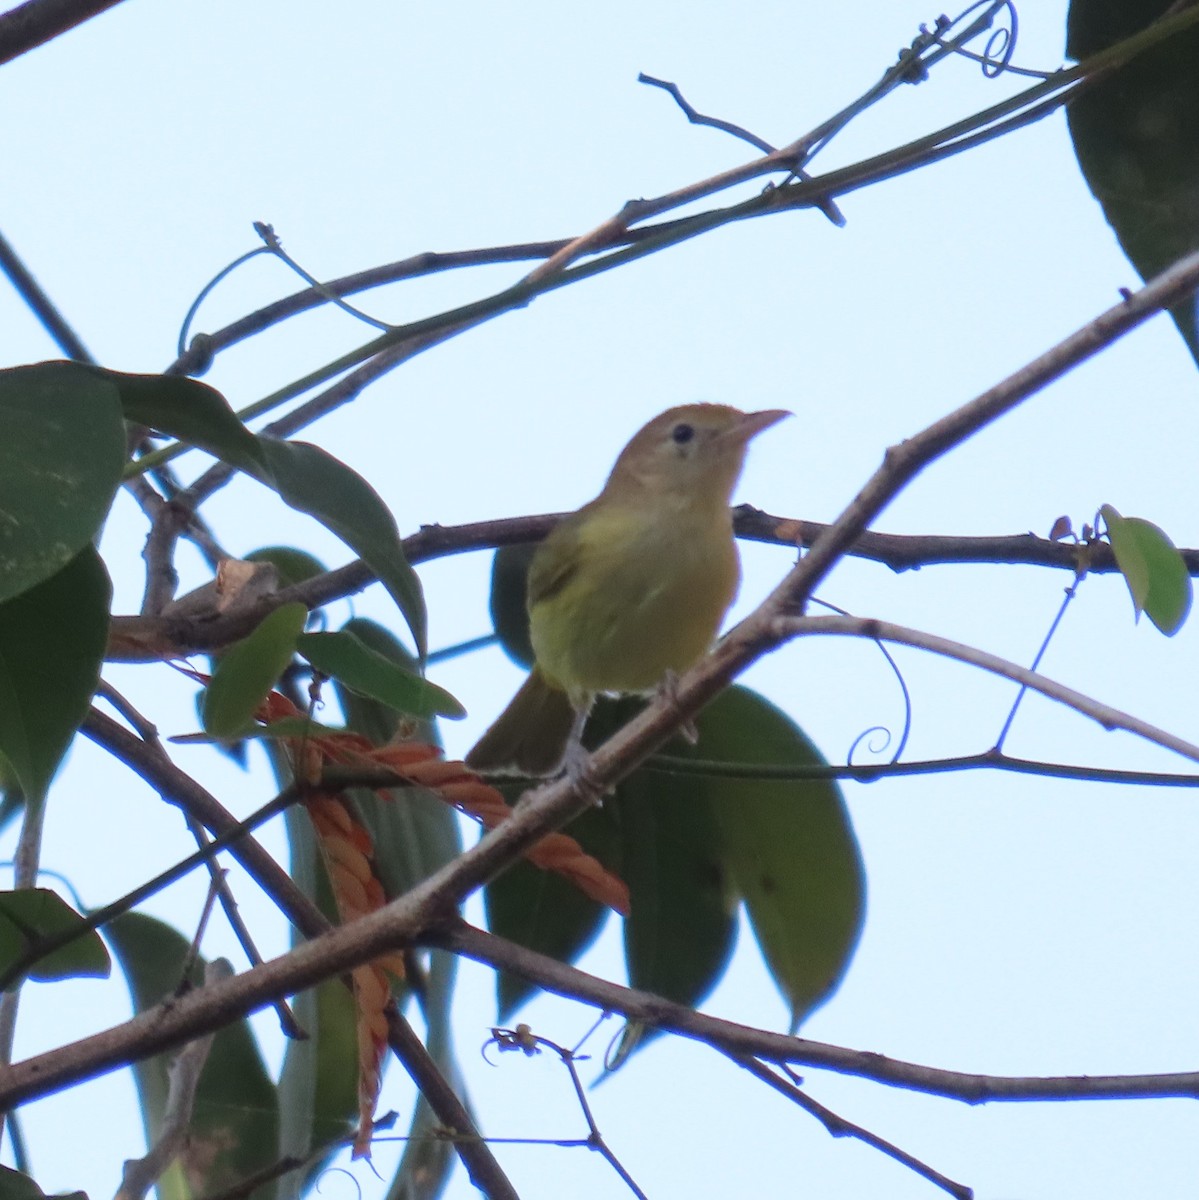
<box><xmin>526</xmin><ymin>508</ymin><xmax>589</xmax><ymax>609</ymax></box>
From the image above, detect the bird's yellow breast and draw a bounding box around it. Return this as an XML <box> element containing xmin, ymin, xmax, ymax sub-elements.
<box><xmin>528</xmin><ymin>496</ymin><xmax>740</xmax><ymax>703</ymax></box>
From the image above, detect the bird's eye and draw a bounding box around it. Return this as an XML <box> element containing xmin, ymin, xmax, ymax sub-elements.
<box><xmin>671</xmin><ymin>422</ymin><xmax>695</xmax><ymax>445</ymax></box>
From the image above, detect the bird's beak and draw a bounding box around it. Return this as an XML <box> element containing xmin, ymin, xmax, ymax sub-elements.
<box><xmin>728</xmin><ymin>408</ymin><xmax>792</xmax><ymax>444</ymax></box>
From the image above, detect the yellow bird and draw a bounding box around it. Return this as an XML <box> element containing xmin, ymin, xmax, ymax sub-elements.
<box><xmin>466</xmin><ymin>403</ymin><xmax>790</xmax><ymax>777</ymax></box>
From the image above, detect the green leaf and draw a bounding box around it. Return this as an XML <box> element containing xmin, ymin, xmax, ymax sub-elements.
<box><xmin>695</xmin><ymin>687</ymin><xmax>865</xmax><ymax>1032</ymax></box>
<box><xmin>96</xmin><ymin>367</ymin><xmax>266</xmax><ymax>476</ymax></box>
<box><xmin>0</xmin><ymin>1165</ymin><xmax>87</xmax><ymax>1200</ymax></box>
<box><xmin>277</xmin><ymin>803</ymin><xmax>360</xmax><ymax>1191</ymax></box>
<box><xmin>107</xmin><ymin>912</ymin><xmax>279</xmax><ymax>1200</ymax></box>
<box><xmin>0</xmin><ymin>363</ymin><xmax>125</xmax><ymax>604</ymax></box>
<box><xmin>587</xmin><ymin>700</ymin><xmax>736</xmax><ymax>1018</ymax></box>
<box><xmin>258</xmin><ymin>438</ymin><xmax>426</xmax><ymax>658</ymax></box>
<box><xmin>1102</xmin><ymin>504</ymin><xmax>1193</xmax><ymax>634</ymax></box>
<box><xmin>298</xmin><ymin>630</ymin><xmax>464</xmax><ymax>720</ymax></box>
<box><xmin>278</xmin><ymin>618</ymin><xmax>468</xmax><ymax>1188</ymax></box>
<box><xmin>0</xmin><ymin>546</ymin><xmax>111</xmax><ymax>803</ymax></box>
<box><xmin>98</xmin><ymin>367</ymin><xmax>425</xmax><ymax>653</ymax></box>
<box><xmin>329</xmin><ymin>620</ymin><xmax>464</xmax><ymax>904</ymax></box>
<box><xmin>617</xmin><ymin>766</ymin><xmax>736</xmax><ymax>1000</ymax></box>
<box><xmin>245</xmin><ymin>545</ymin><xmax>328</xmax><ymax>589</ymax></box>
<box><xmin>171</xmin><ymin>716</ymin><xmax>344</xmax><ymax>745</ymax></box>
<box><xmin>201</xmin><ymin>601</ymin><xmax>308</xmax><ymax>737</ymax></box>
<box><xmin>488</xmin><ymin>543</ymin><xmax>538</xmax><ymax>668</ymax></box>
<box><xmin>1067</xmin><ymin>1</ymin><xmax>1199</xmax><ymax>366</ymax></box>
<box><xmin>0</xmin><ymin>889</ymin><xmax>110</xmax><ymax>986</ymax></box>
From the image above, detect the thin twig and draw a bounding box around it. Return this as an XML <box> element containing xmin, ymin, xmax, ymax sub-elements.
<box><xmin>123</xmin><ymin>5</ymin><xmax>1198</xmax><ymax>475</ymax></box>
<box><xmin>76</xmin><ymin>710</ymin><xmax>517</xmax><ymax>1200</ymax></box>
<box><xmin>92</xmin><ymin>687</ymin><xmax>302</xmax><ymax>1033</ymax></box>
<box><xmin>777</xmin><ymin>612</ymin><xmax>1199</xmax><ymax>764</ymax></box>
<box><xmin>177</xmin><ymin>867</ymin><xmax>225</xmax><ymax>988</ymax></box>
<box><xmin>638</xmin><ymin>72</ymin><xmax>846</xmax><ymax>225</ymax></box>
<box><xmin>0</xmin><ymin>227</ymin><xmax>95</xmax><ymax>361</ymax></box>
<box><xmin>490</xmin><ymin>1027</ymin><xmax>648</xmax><ymax>1199</ymax></box>
<box><xmin>194</xmin><ymin>1113</ymin><xmax>398</xmax><ymax>1200</ymax></box>
<box><xmin>0</xmin><ymin>795</ymin><xmax>46</xmax><ymax>1146</ymax></box>
<box><xmin>132</xmin><ymin>35</ymin><xmax>1097</xmax><ymax>477</ymax></box>
<box><xmin>183</xmin><ymin>816</ymin><xmax>304</xmax><ymax>1039</ymax></box>
<box><xmin>115</xmin><ymin>959</ymin><xmax>232</xmax><ymax>1200</ymax></box>
<box><xmin>645</xmin><ymin>748</ymin><xmax>1199</xmax><ymax>788</ymax></box>
<box><xmin>167</xmin><ymin>240</ymin><xmax>568</xmax><ymax>377</ymax></box>
<box><xmin>638</xmin><ymin>72</ymin><xmax>775</xmax><ymax>153</ymax></box>
<box><xmin>727</xmin><ymin>1052</ymin><xmax>972</xmax><ymax>1199</ymax></box>
<box><xmin>993</xmin><ymin>576</ymin><xmax>1083</xmax><ymax>751</ymax></box>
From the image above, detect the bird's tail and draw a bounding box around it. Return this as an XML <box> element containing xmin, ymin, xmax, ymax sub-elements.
<box><xmin>465</xmin><ymin>669</ymin><xmax>577</xmax><ymax>777</ymax></box>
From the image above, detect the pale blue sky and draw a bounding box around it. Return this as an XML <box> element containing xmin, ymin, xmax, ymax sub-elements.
<box><xmin>2</xmin><ymin>2</ymin><xmax>1198</xmax><ymax>1198</ymax></box>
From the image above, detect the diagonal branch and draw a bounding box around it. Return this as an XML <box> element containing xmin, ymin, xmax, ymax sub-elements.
<box><xmin>0</xmin><ymin>0</ymin><xmax>125</xmax><ymax>67</ymax></box>
<box><xmin>727</xmin><ymin>1052</ymin><xmax>971</xmax><ymax>1199</ymax></box>
<box><xmin>779</xmin><ymin>613</ymin><xmax>1199</xmax><ymax>763</ymax></box>
<box><xmin>79</xmin><ymin>710</ymin><xmax>518</xmax><ymax>1200</ymax></box>
<box><xmin>7</xmin><ymin>246</ymin><xmax>1199</xmax><ymax>1134</ymax></box>
<box><xmin>434</xmin><ymin>922</ymin><xmax>1199</xmax><ymax>1106</ymax></box>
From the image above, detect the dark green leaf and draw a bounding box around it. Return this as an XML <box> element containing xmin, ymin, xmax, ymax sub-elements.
<box><xmin>96</xmin><ymin>367</ymin><xmax>265</xmax><ymax>476</ymax></box>
<box><xmin>330</xmin><ymin>620</ymin><xmax>463</xmax><ymax>904</ymax></box>
<box><xmin>616</xmin><ymin>766</ymin><xmax>736</xmax><ymax>1004</ymax></box>
<box><xmin>0</xmin><ymin>363</ymin><xmax>124</xmax><ymax>604</ymax></box>
<box><xmin>488</xmin><ymin>543</ymin><xmax>538</xmax><ymax>668</ymax></box>
<box><xmin>299</xmin><ymin>630</ymin><xmax>464</xmax><ymax>719</ymax></box>
<box><xmin>201</xmin><ymin>601</ymin><xmax>308</xmax><ymax>737</ymax></box>
<box><xmin>107</xmin><ymin>912</ymin><xmax>279</xmax><ymax>1199</ymax></box>
<box><xmin>1101</xmin><ymin>504</ymin><xmax>1192</xmax><ymax>634</ymax></box>
<box><xmin>277</xmin><ymin>618</ymin><xmax>468</xmax><ymax>1187</ymax></box>
<box><xmin>695</xmin><ymin>687</ymin><xmax>865</xmax><ymax>1032</ymax></box>
<box><xmin>1067</xmin><ymin>2</ymin><xmax>1199</xmax><ymax>365</ymax></box>
<box><xmin>0</xmin><ymin>785</ymin><xmax>23</xmax><ymax>839</ymax></box>
<box><xmin>0</xmin><ymin>1165</ymin><xmax>87</xmax><ymax>1200</ymax></box>
<box><xmin>257</xmin><ymin>438</ymin><xmax>426</xmax><ymax>658</ymax></box>
<box><xmin>0</xmin><ymin>889</ymin><xmax>109</xmax><ymax>986</ymax></box>
<box><xmin>590</xmin><ymin>700</ymin><xmax>736</xmax><ymax>1018</ymax></box>
<box><xmin>171</xmin><ymin>716</ymin><xmax>344</xmax><ymax>745</ymax></box>
<box><xmin>586</xmin><ymin>698</ymin><xmax>733</xmax><ymax>1067</ymax></box>
<box><xmin>245</xmin><ymin>545</ymin><xmax>328</xmax><ymax>589</ymax></box>
<box><xmin>0</xmin><ymin>546</ymin><xmax>111</xmax><ymax>803</ymax></box>
<box><xmin>277</xmin><ymin>801</ymin><xmax>360</xmax><ymax>1191</ymax></box>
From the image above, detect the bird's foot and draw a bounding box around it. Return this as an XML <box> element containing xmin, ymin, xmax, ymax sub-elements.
<box><xmin>561</xmin><ymin>740</ymin><xmax>605</xmax><ymax>805</ymax></box>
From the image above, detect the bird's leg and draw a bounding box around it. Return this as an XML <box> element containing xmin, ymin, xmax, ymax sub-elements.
<box><xmin>560</xmin><ymin>699</ymin><xmax>605</xmax><ymax>804</ymax></box>
<box><xmin>655</xmin><ymin>669</ymin><xmax>698</xmax><ymax>743</ymax></box>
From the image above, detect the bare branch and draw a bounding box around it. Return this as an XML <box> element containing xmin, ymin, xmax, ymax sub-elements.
<box><xmin>434</xmin><ymin>922</ymin><xmax>1199</xmax><ymax>1105</ymax></box>
<box><xmin>78</xmin><ymin>710</ymin><xmax>519</xmax><ymax>1200</ymax></box>
<box><xmin>99</xmin><ymin>505</ymin><xmax>1185</xmax><ymax>664</ymax></box>
<box><xmin>114</xmin><ymin>959</ymin><xmax>231</xmax><ymax>1200</ymax></box>
<box><xmin>0</xmin><ymin>227</ymin><xmax>94</xmax><ymax>360</ymax></box>
<box><xmin>728</xmin><ymin>1053</ymin><xmax>972</xmax><ymax>1199</ymax></box>
<box><xmin>779</xmin><ymin>613</ymin><xmax>1199</xmax><ymax>763</ymax></box>
<box><xmin>646</xmin><ymin>748</ymin><xmax>1199</xmax><ymax>788</ymax></box>
<box><xmin>9</xmin><ymin>242</ymin><xmax>1199</xmax><ymax>1171</ymax></box>
<box><xmin>167</xmin><ymin>240</ymin><xmax>568</xmax><ymax>377</ymax></box>
<box><xmin>0</xmin><ymin>0</ymin><xmax>125</xmax><ymax>65</ymax></box>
